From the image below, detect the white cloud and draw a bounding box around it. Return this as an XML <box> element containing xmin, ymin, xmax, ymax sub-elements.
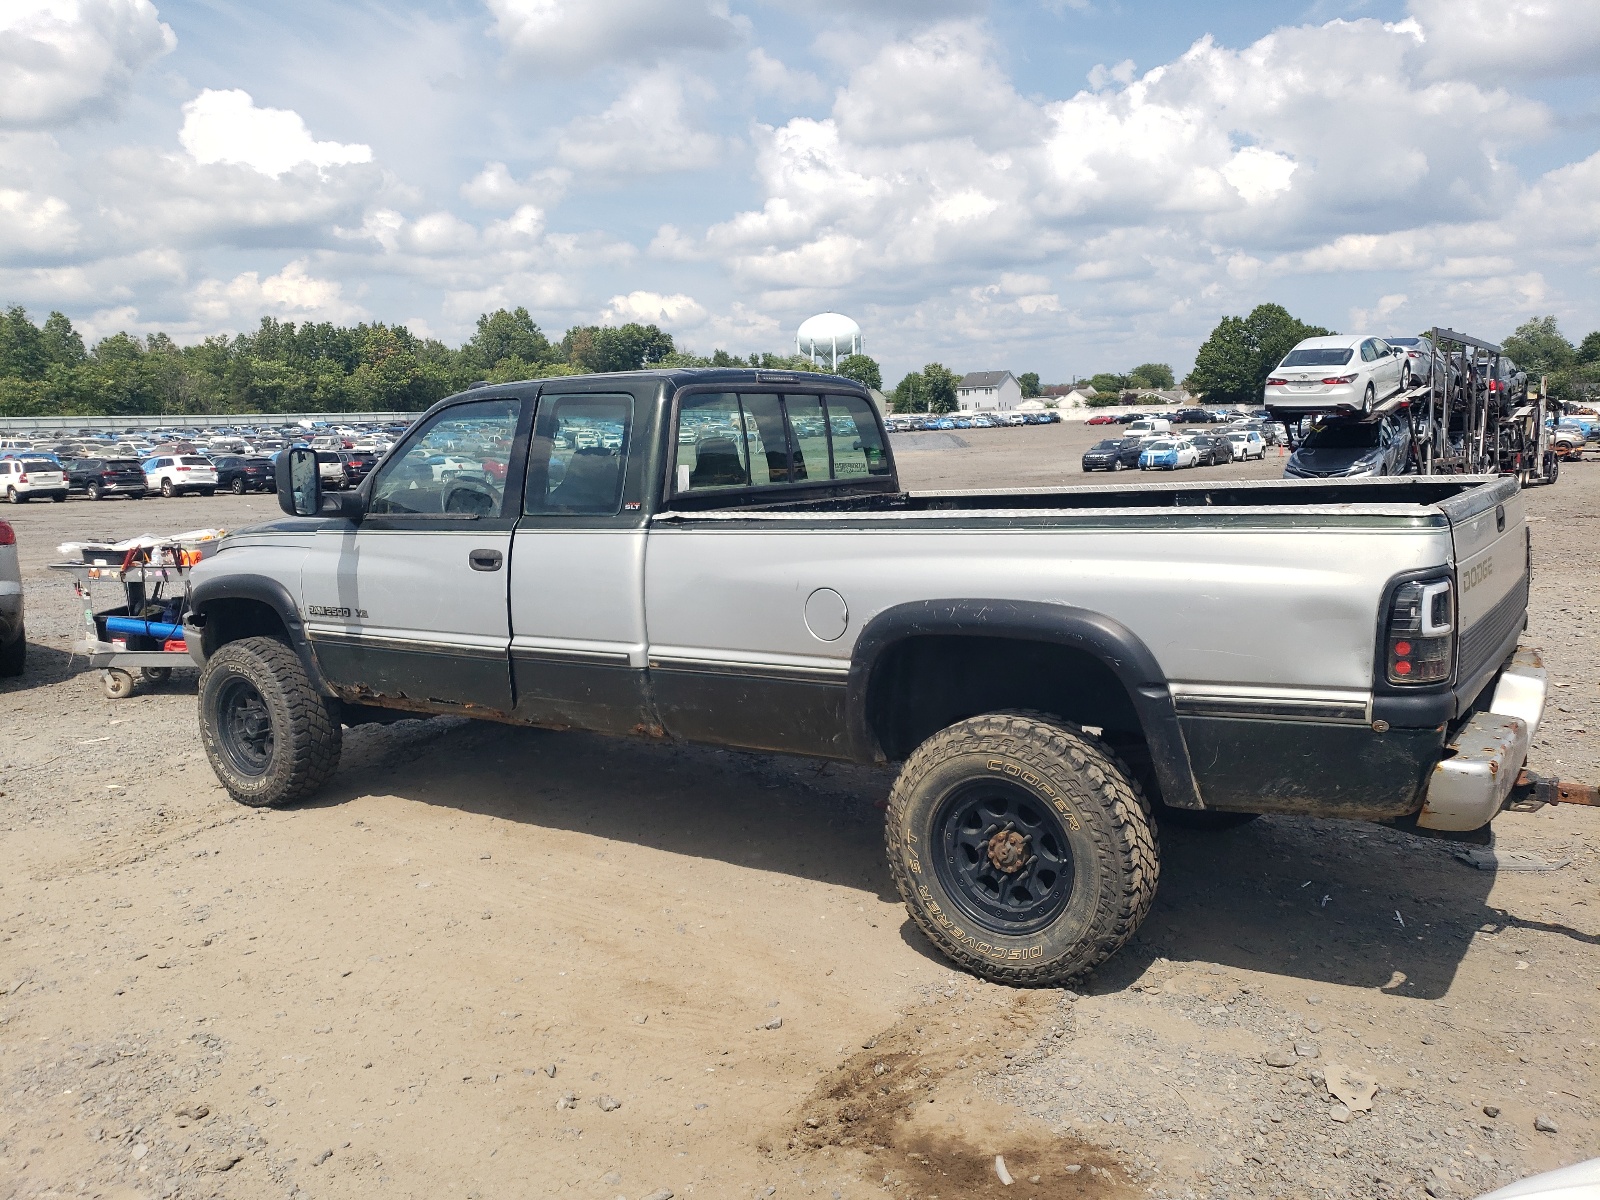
<box><xmin>485</xmin><ymin>0</ymin><xmax>741</xmax><ymax>70</ymax></box>
<box><xmin>459</xmin><ymin>161</ymin><xmax>571</xmax><ymax>210</ymax></box>
<box><xmin>0</xmin><ymin>186</ymin><xmax>80</xmax><ymax>259</ymax></box>
<box><xmin>600</xmin><ymin>290</ymin><xmax>708</xmax><ymax>329</ymax></box>
<box><xmin>832</xmin><ymin>22</ymin><xmax>1040</xmax><ymax>148</ymax></box>
<box><xmin>1412</xmin><ymin>0</ymin><xmax>1600</xmax><ymax>78</ymax></box>
<box><xmin>1221</xmin><ymin>147</ymin><xmax>1297</xmax><ymax>205</ymax></box>
<box><xmin>557</xmin><ymin>70</ymin><xmax>725</xmax><ymax>175</ymax></box>
<box><xmin>0</xmin><ymin>0</ymin><xmax>174</xmax><ymax>129</ymax></box>
<box><xmin>178</xmin><ymin>89</ymin><xmax>373</xmax><ymax>178</ymax></box>
<box><xmin>1349</xmin><ymin>292</ymin><xmax>1408</xmax><ymax>330</ymax></box>
<box><xmin>190</xmin><ymin>259</ymin><xmax>366</xmax><ymax>327</ymax></box>
<box><xmin>747</xmin><ymin>49</ymin><xmax>826</xmax><ymax>105</ymax></box>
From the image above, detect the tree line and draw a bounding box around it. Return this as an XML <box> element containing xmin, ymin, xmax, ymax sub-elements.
<box><xmin>0</xmin><ymin>305</ymin><xmax>884</xmax><ymax>417</ymax></box>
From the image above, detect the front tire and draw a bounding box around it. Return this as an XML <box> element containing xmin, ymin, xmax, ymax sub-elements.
<box><xmin>87</xmin><ymin>482</ymin><xmax>103</xmax><ymax>501</ymax></box>
<box><xmin>198</xmin><ymin>636</ymin><xmax>342</xmax><ymax>807</ymax></box>
<box><xmin>885</xmin><ymin>711</ymin><xmax>1159</xmax><ymax>986</ymax></box>
<box><xmin>231</xmin><ymin>477</ymin><xmax>246</xmax><ymax>494</ymax></box>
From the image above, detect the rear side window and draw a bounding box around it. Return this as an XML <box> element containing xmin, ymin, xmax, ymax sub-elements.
<box><xmin>673</xmin><ymin>390</ymin><xmax>888</xmax><ymax>495</ymax></box>
<box><xmin>526</xmin><ymin>394</ymin><xmax>633</xmax><ymax>516</ymax></box>
<box><xmin>825</xmin><ymin>393</ymin><xmax>890</xmax><ymax>478</ymax></box>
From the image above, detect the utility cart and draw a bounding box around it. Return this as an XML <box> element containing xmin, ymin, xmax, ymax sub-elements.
<box><xmin>52</xmin><ymin>536</ymin><xmax>217</xmax><ymax>698</ymax></box>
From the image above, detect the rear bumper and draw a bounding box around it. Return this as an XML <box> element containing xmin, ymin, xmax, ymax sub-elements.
<box><xmin>1417</xmin><ymin>648</ymin><xmax>1546</xmax><ymax>831</ymax></box>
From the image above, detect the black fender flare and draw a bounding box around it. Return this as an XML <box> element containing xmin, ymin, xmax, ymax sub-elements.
<box><xmin>186</xmin><ymin>572</ymin><xmax>333</xmax><ymax>697</ymax></box>
<box><xmin>846</xmin><ymin>598</ymin><xmax>1203</xmax><ymax>810</ymax></box>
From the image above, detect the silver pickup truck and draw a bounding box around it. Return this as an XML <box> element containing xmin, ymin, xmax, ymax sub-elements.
<box><xmin>184</xmin><ymin>368</ymin><xmax>1546</xmax><ymax>985</ymax></box>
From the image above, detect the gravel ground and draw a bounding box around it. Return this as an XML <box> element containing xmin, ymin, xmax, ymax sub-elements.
<box><xmin>0</xmin><ymin>445</ymin><xmax>1594</xmax><ymax>1200</ymax></box>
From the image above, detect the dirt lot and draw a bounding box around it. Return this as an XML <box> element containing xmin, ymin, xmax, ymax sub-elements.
<box><xmin>1</xmin><ymin>431</ymin><xmax>1596</xmax><ymax>1200</ymax></box>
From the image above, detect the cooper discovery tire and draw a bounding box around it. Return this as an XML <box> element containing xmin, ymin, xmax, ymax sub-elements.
<box><xmin>198</xmin><ymin>636</ymin><xmax>342</xmax><ymax>807</ymax></box>
<box><xmin>885</xmin><ymin>711</ymin><xmax>1159</xmax><ymax>986</ymax></box>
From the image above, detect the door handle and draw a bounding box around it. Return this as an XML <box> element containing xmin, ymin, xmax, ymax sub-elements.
<box><xmin>469</xmin><ymin>549</ymin><xmax>503</xmax><ymax>572</ymax></box>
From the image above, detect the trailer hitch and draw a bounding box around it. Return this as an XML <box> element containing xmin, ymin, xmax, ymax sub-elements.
<box><xmin>1507</xmin><ymin>769</ymin><xmax>1600</xmax><ymax>812</ymax></box>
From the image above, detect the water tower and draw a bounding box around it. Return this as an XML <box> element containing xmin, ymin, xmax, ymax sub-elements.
<box><xmin>796</xmin><ymin>313</ymin><xmax>862</xmax><ymax>370</ymax></box>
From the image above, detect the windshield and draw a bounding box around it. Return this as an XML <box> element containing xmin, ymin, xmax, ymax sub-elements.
<box><xmin>1281</xmin><ymin>348</ymin><xmax>1354</xmax><ymax>367</ymax></box>
<box><xmin>1091</xmin><ymin>439</ymin><xmax>1120</xmax><ymax>451</ymax></box>
<box><xmin>1303</xmin><ymin>422</ymin><xmax>1381</xmax><ymax>449</ymax></box>
<box><xmin>1146</xmin><ymin>441</ymin><xmax>1173</xmax><ymax>452</ymax></box>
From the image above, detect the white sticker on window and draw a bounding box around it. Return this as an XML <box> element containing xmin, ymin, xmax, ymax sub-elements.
<box><xmin>677</xmin><ymin>463</ymin><xmax>690</xmax><ymax>492</ymax></box>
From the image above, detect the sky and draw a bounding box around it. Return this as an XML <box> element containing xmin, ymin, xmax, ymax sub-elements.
<box><xmin>2</xmin><ymin>0</ymin><xmax>1600</xmax><ymax>385</ymax></box>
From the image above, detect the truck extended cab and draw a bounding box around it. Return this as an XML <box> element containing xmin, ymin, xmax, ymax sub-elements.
<box><xmin>185</xmin><ymin>368</ymin><xmax>1546</xmax><ymax>985</ymax></box>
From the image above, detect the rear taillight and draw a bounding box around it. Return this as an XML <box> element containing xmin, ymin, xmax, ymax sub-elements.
<box><xmin>0</xmin><ymin>521</ymin><xmax>13</xmax><ymax>546</ymax></box>
<box><xmin>1387</xmin><ymin>578</ymin><xmax>1453</xmax><ymax>684</ymax></box>
<box><xmin>1266</xmin><ymin>377</ymin><xmax>1288</xmax><ymax>386</ymax></box>
<box><xmin>1322</xmin><ymin>374</ymin><xmax>1357</xmax><ymax>385</ymax></box>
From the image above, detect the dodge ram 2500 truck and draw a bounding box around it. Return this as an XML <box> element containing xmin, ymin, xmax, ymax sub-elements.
<box><xmin>184</xmin><ymin>368</ymin><xmax>1547</xmax><ymax>985</ymax></box>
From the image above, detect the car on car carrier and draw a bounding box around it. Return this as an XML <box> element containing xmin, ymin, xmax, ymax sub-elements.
<box><xmin>183</xmin><ymin>368</ymin><xmax>1557</xmax><ymax>986</ymax></box>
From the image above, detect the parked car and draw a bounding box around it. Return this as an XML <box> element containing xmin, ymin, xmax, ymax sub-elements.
<box><xmin>1139</xmin><ymin>437</ymin><xmax>1199</xmax><ymax>470</ymax></box>
<box><xmin>0</xmin><ymin>516</ymin><xmax>22</xmax><ymax>676</ymax></box>
<box><xmin>1173</xmin><ymin>408</ymin><xmax>1212</xmax><ymax>424</ymax></box>
<box><xmin>1113</xmin><ymin>412</ymin><xmax>1148</xmax><ymax>424</ymax></box>
<box><xmin>1085</xmin><ymin>414</ymin><xmax>1117</xmax><ymax>426</ymax></box>
<box><xmin>1115</xmin><ymin>435</ymin><xmax>1147</xmax><ymax>469</ymax></box>
<box><xmin>1124</xmin><ymin>418</ymin><xmax>1171</xmax><ymax>439</ymax></box>
<box><xmin>144</xmin><ymin>454</ymin><xmax>219</xmax><ymax>497</ymax></box>
<box><xmin>0</xmin><ymin>456</ymin><xmax>68</xmax><ymax>503</ymax></box>
<box><xmin>186</xmin><ymin>367</ymin><xmax>1543</xmax><ymax>990</ymax></box>
<box><xmin>1081</xmin><ymin>438</ymin><xmax>1124</xmax><ymax>472</ymax></box>
<box><xmin>1184</xmin><ymin>432</ymin><xmax>1233</xmax><ymax>466</ymax></box>
<box><xmin>1384</xmin><ymin>335</ymin><xmax>1436</xmax><ymax>388</ymax></box>
<box><xmin>213</xmin><ymin>455</ymin><xmax>277</xmax><ymax>494</ymax></box>
<box><xmin>1225</xmin><ymin>430</ymin><xmax>1266</xmax><ymax>460</ymax></box>
<box><xmin>1264</xmin><ymin>336</ymin><xmax>1406</xmax><ymax>416</ymax></box>
<box><xmin>1485</xmin><ymin>357</ymin><xmax>1527</xmax><ymax>410</ymax></box>
<box><xmin>65</xmin><ymin>457</ymin><xmax>147</xmax><ymax>500</ymax></box>
<box><xmin>315</xmin><ymin>450</ymin><xmax>348</xmax><ymax>489</ymax></box>
<box><xmin>1284</xmin><ymin>414</ymin><xmax>1413</xmax><ymax>479</ymax></box>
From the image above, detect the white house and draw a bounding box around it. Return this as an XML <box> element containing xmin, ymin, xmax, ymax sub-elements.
<box><xmin>956</xmin><ymin>371</ymin><xmax>1024</xmax><ymax>412</ymax></box>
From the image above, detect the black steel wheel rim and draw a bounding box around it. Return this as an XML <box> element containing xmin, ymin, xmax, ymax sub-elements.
<box><xmin>217</xmin><ymin>676</ymin><xmax>274</xmax><ymax>777</ymax></box>
<box><xmin>932</xmin><ymin>780</ymin><xmax>1076</xmax><ymax>935</ymax></box>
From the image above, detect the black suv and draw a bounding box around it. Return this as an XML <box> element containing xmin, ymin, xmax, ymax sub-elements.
<box><xmin>65</xmin><ymin>457</ymin><xmax>147</xmax><ymax>500</ymax></box>
<box><xmin>1183</xmin><ymin>431</ymin><xmax>1232</xmax><ymax>466</ymax></box>
<box><xmin>213</xmin><ymin>455</ymin><xmax>276</xmax><ymax>494</ymax></box>
<box><xmin>339</xmin><ymin>449</ymin><xmax>380</xmax><ymax>486</ymax></box>
<box><xmin>1115</xmin><ymin>435</ymin><xmax>1146</xmax><ymax>468</ymax></box>
<box><xmin>1173</xmin><ymin>408</ymin><xmax>1213</xmax><ymax>424</ymax></box>
<box><xmin>1080</xmin><ymin>438</ymin><xmax>1123</xmax><ymax>471</ymax></box>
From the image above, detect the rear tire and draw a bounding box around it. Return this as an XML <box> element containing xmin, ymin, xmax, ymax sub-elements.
<box><xmin>231</xmin><ymin>477</ymin><xmax>246</xmax><ymax>494</ymax></box>
<box><xmin>51</xmin><ymin>491</ymin><xmax>65</xmax><ymax>502</ymax></box>
<box><xmin>1364</xmin><ymin>383</ymin><xmax>1375</xmax><ymax>412</ymax></box>
<box><xmin>885</xmin><ymin>711</ymin><xmax>1159</xmax><ymax>986</ymax></box>
<box><xmin>200</xmin><ymin>488</ymin><xmax>215</xmax><ymax>497</ymax></box>
<box><xmin>0</xmin><ymin>623</ymin><xmax>24</xmax><ymax>678</ymax></box>
<box><xmin>7</xmin><ymin>487</ymin><xmax>22</xmax><ymax>503</ymax></box>
<box><xmin>198</xmin><ymin>636</ymin><xmax>342</xmax><ymax>807</ymax></box>
<box><xmin>161</xmin><ymin>479</ymin><xmax>174</xmax><ymax>498</ymax></box>
<box><xmin>102</xmin><ymin>669</ymin><xmax>135</xmax><ymax>699</ymax></box>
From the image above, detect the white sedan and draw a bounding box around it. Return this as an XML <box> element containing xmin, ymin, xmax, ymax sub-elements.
<box><xmin>1263</xmin><ymin>335</ymin><xmax>1406</xmax><ymax>416</ymax></box>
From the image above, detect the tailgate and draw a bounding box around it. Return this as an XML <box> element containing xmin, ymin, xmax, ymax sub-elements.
<box><xmin>1446</xmin><ymin>480</ymin><xmax>1528</xmax><ymax>704</ymax></box>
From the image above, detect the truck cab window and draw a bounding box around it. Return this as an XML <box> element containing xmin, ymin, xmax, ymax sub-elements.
<box><xmin>740</xmin><ymin>393</ymin><xmax>792</xmax><ymax>485</ymax></box>
<box><xmin>527</xmin><ymin>395</ymin><xmax>632</xmax><ymax>515</ymax></box>
<box><xmin>826</xmin><ymin>394</ymin><xmax>891</xmax><ymax>477</ymax></box>
<box><xmin>785</xmin><ymin>394</ymin><xmax>828</xmax><ymax>481</ymax></box>
<box><xmin>676</xmin><ymin>393</ymin><xmax>750</xmax><ymax>491</ymax></box>
<box><xmin>368</xmin><ymin>399</ymin><xmax>519</xmax><ymax>517</ymax></box>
